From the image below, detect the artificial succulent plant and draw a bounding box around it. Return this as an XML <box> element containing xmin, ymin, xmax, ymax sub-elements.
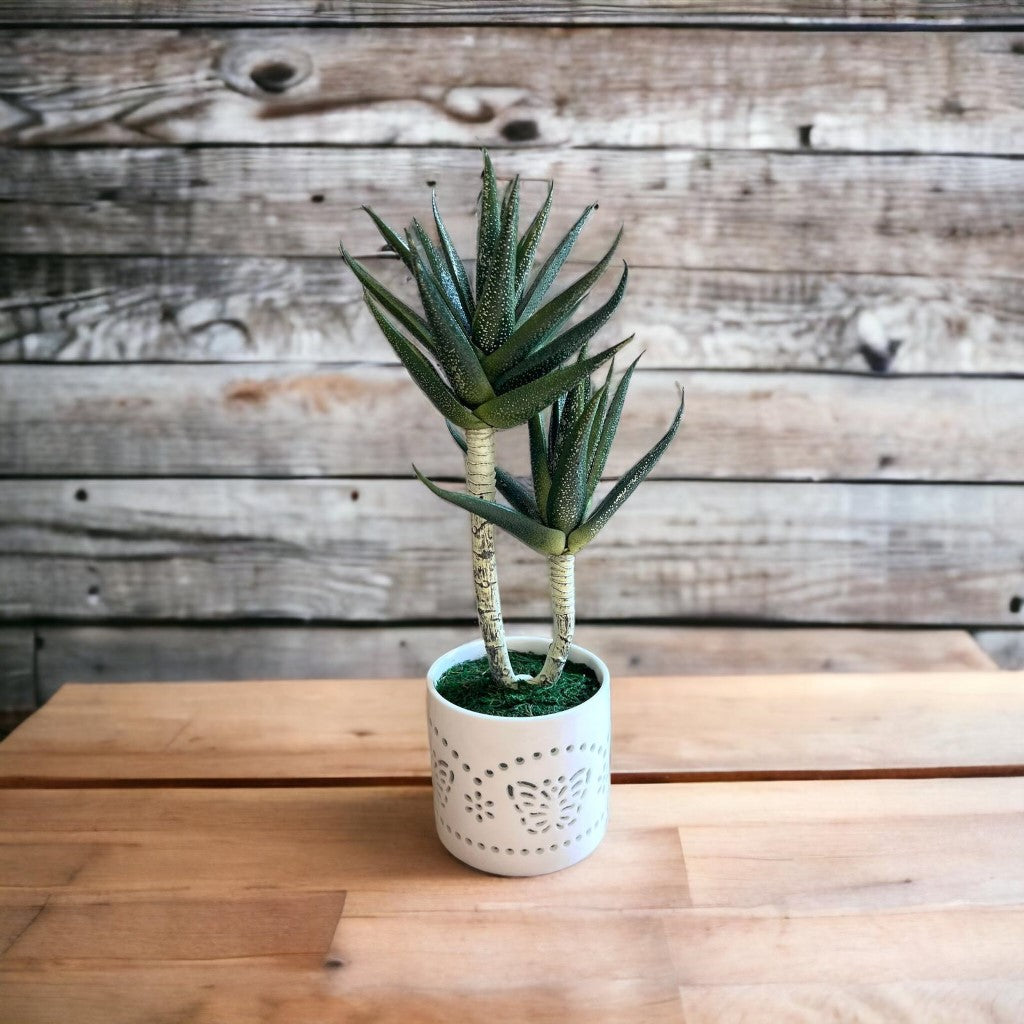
<box><xmin>341</xmin><ymin>152</ymin><xmax>683</xmax><ymax>690</ymax></box>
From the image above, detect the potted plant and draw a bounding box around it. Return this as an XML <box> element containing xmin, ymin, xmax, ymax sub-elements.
<box><xmin>340</xmin><ymin>152</ymin><xmax>683</xmax><ymax>875</ymax></box>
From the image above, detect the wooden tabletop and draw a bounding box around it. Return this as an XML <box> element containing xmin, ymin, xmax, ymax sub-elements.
<box><xmin>2</xmin><ymin>672</ymin><xmax>1024</xmax><ymax>1023</ymax></box>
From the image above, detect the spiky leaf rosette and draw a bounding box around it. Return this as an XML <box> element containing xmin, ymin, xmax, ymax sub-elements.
<box><xmin>422</xmin><ymin>354</ymin><xmax>685</xmax><ymax>555</ymax></box>
<box><xmin>338</xmin><ymin>150</ymin><xmax>628</xmax><ymax>431</ymax></box>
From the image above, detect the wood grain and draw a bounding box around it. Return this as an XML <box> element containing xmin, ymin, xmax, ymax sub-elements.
<box><xmin>3</xmin><ymin>148</ymin><xmax>1022</xmax><ymax>278</ymax></box>
<box><xmin>1</xmin><ymin>670</ymin><xmax>1017</xmax><ymax>783</ymax></box>
<box><xmin>1</xmin><ymin>780</ymin><xmax>1023</xmax><ymax>1022</ymax></box>
<box><xmin>5</xmin><ymin>363</ymin><xmax>1023</xmax><ymax>481</ymax></box>
<box><xmin>3</xmin><ymin>29</ymin><xmax>1022</xmax><ymax>153</ymax></box>
<box><xmin>0</xmin><ymin>1</ymin><xmax>1020</xmax><ymax>25</ymax></box>
<box><xmin>30</xmin><ymin>625</ymin><xmax>996</xmax><ymax>700</ymax></box>
<box><xmin>6</xmin><ymin>256</ymin><xmax>1022</xmax><ymax>374</ymax></box>
<box><xmin>2</xmin><ymin>478</ymin><xmax>1023</xmax><ymax>625</ymax></box>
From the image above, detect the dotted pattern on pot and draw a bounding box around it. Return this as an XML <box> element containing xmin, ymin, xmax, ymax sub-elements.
<box><xmin>428</xmin><ymin>717</ymin><xmax>610</xmax><ymax>855</ymax></box>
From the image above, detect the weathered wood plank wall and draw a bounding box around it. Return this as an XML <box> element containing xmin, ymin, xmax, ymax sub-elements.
<box><xmin>1</xmin><ymin>1</ymin><xmax>1022</xmax><ymax>721</ymax></box>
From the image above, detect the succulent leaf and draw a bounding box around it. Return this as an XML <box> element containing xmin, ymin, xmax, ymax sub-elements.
<box><xmin>364</xmin><ymin>295</ymin><xmax>484</xmax><ymax>431</ymax></box>
<box><xmin>547</xmin><ymin>393</ymin><xmax>565</xmax><ymax>473</ymax></box>
<box><xmin>515</xmin><ymin>181</ymin><xmax>553</xmax><ymax>298</ymax></box>
<box><xmin>517</xmin><ymin>203</ymin><xmax>597</xmax><ymax>322</ymax></box>
<box><xmin>409</xmin><ymin>244</ymin><xmax>494</xmax><ymax>408</ymax></box>
<box><xmin>584</xmin><ymin>361</ymin><xmax>615</xmax><ymax>498</ymax></box>
<box><xmin>528</xmin><ymin>413</ymin><xmax>552</xmax><ymax>516</ymax></box>
<box><xmin>484</xmin><ymin>227</ymin><xmax>623</xmax><ymax>380</ymax></box>
<box><xmin>560</xmin><ymin>346</ymin><xmax>590</xmax><ymax>439</ymax></box>
<box><xmin>410</xmin><ymin>219</ymin><xmax>471</xmax><ymax>335</ymax></box>
<box><xmin>495</xmin><ymin>264</ymin><xmax>629</xmax><ymax>393</ymax></box>
<box><xmin>473</xmin><ymin>337</ymin><xmax>630</xmax><ymax>430</ymax></box>
<box><xmin>586</xmin><ymin>353</ymin><xmax>642</xmax><ymax>498</ymax></box>
<box><xmin>475</xmin><ymin>151</ymin><xmax>501</xmax><ymax>302</ymax></box>
<box><xmin>546</xmin><ymin>389</ymin><xmax>603</xmax><ymax>533</ymax></box>
<box><xmin>340</xmin><ymin>246</ymin><xmax>436</xmax><ymax>356</ymax></box>
<box><xmin>445</xmin><ymin>421</ymin><xmax>539</xmax><ymax>518</ymax></box>
<box><xmin>361</xmin><ymin>206</ymin><xmax>415</xmax><ymax>270</ymax></box>
<box><xmin>567</xmin><ymin>387</ymin><xmax>685</xmax><ymax>553</ymax></box>
<box><xmin>473</xmin><ymin>175</ymin><xmax>520</xmax><ymax>355</ymax></box>
<box><xmin>414</xmin><ymin>466</ymin><xmax>566</xmax><ymax>556</ymax></box>
<box><xmin>432</xmin><ymin>192</ymin><xmax>474</xmax><ymax>318</ymax></box>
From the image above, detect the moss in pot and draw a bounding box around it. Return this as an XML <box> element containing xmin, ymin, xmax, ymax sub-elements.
<box><xmin>340</xmin><ymin>152</ymin><xmax>684</xmax><ymax>874</ymax></box>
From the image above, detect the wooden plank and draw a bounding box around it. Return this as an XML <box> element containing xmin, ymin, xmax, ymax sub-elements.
<box><xmin>1</xmin><ymin>671</ymin><xmax>1019</xmax><ymax>783</ymax></box>
<box><xmin>33</xmin><ymin>625</ymin><xmax>996</xmax><ymax>701</ymax></box>
<box><xmin>4</xmin><ymin>29</ymin><xmax>1022</xmax><ymax>153</ymax></box>
<box><xmin>0</xmin><ymin>1</ymin><xmax>1020</xmax><ymax>26</ymax></box>
<box><xmin>2</xmin><ymin>478</ymin><xmax>1022</xmax><ymax>625</ymax></box>
<box><xmin>5</xmin><ymin>363</ymin><xmax>1024</xmax><ymax>481</ymax></box>
<box><xmin>1</xmin><ymin>780</ymin><xmax>1023</xmax><ymax>1022</ymax></box>
<box><xmin>3</xmin><ymin>148</ymin><xmax>1022</xmax><ymax>278</ymax></box>
<box><xmin>975</xmin><ymin>629</ymin><xmax>1024</xmax><ymax>669</ymax></box>
<box><xmin>6</xmin><ymin>256</ymin><xmax>1023</xmax><ymax>374</ymax></box>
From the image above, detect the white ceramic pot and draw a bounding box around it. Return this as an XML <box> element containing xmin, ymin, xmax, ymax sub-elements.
<box><xmin>426</xmin><ymin>636</ymin><xmax>611</xmax><ymax>876</ymax></box>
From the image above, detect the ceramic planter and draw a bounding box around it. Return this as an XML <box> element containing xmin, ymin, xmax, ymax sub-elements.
<box><xmin>426</xmin><ymin>636</ymin><xmax>611</xmax><ymax>876</ymax></box>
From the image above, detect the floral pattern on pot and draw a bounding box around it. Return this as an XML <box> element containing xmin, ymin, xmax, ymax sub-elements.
<box><xmin>507</xmin><ymin>767</ymin><xmax>590</xmax><ymax>835</ymax></box>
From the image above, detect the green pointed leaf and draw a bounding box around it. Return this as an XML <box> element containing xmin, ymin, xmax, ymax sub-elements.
<box><xmin>472</xmin><ymin>176</ymin><xmax>519</xmax><ymax>355</ymax></box>
<box><xmin>528</xmin><ymin>413</ymin><xmax>552</xmax><ymax>519</ymax></box>
<box><xmin>364</xmin><ymin>295</ymin><xmax>483</xmax><ymax>431</ymax></box>
<box><xmin>414</xmin><ymin>466</ymin><xmax>566</xmax><ymax>556</ymax></box>
<box><xmin>515</xmin><ymin>181</ymin><xmax>553</xmax><ymax>299</ymax></box>
<box><xmin>584</xmin><ymin>361</ymin><xmax>615</xmax><ymax>500</ymax></box>
<box><xmin>476</xmin><ymin>150</ymin><xmax>501</xmax><ymax>302</ymax></box>
<box><xmin>361</xmin><ymin>206</ymin><xmax>415</xmax><ymax>270</ymax></box>
<box><xmin>517</xmin><ymin>203</ymin><xmax>596</xmax><ymax>322</ymax></box>
<box><xmin>547</xmin><ymin>393</ymin><xmax>565</xmax><ymax>472</ymax></box>
<box><xmin>432</xmin><ymin>192</ymin><xmax>474</xmax><ymax>317</ymax></box>
<box><xmin>546</xmin><ymin>388</ymin><xmax>603</xmax><ymax>533</ymax></box>
<box><xmin>484</xmin><ymin>228</ymin><xmax>622</xmax><ymax>379</ymax></box>
<box><xmin>444</xmin><ymin>421</ymin><xmax>539</xmax><ymax>518</ymax></box>
<box><xmin>409</xmin><ymin>243</ymin><xmax>494</xmax><ymax>408</ymax></box>
<box><xmin>567</xmin><ymin>387</ymin><xmax>685</xmax><ymax>553</ymax></box>
<box><xmin>340</xmin><ymin>246</ymin><xmax>436</xmax><ymax>356</ymax></box>
<box><xmin>587</xmin><ymin>353</ymin><xmax>642</xmax><ymax>499</ymax></box>
<box><xmin>495</xmin><ymin>264</ymin><xmax>628</xmax><ymax>393</ymax></box>
<box><xmin>560</xmin><ymin>346</ymin><xmax>590</xmax><ymax>438</ymax></box>
<box><xmin>474</xmin><ymin>337</ymin><xmax>630</xmax><ymax>429</ymax></box>
<box><xmin>410</xmin><ymin>218</ymin><xmax>471</xmax><ymax>336</ymax></box>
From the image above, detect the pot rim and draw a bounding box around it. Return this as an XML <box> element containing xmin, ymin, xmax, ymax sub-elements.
<box><xmin>426</xmin><ymin>634</ymin><xmax>610</xmax><ymax>725</ymax></box>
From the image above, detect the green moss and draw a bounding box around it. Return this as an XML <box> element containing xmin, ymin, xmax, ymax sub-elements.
<box><xmin>436</xmin><ymin>651</ymin><xmax>600</xmax><ymax>717</ymax></box>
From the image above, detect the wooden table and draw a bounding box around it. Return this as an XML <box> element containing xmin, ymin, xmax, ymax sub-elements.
<box><xmin>2</xmin><ymin>672</ymin><xmax>1024</xmax><ymax>1023</ymax></box>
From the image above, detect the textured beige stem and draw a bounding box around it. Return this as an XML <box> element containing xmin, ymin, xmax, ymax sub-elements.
<box><xmin>527</xmin><ymin>552</ymin><xmax>576</xmax><ymax>687</ymax></box>
<box><xmin>464</xmin><ymin>427</ymin><xmax>518</xmax><ymax>688</ymax></box>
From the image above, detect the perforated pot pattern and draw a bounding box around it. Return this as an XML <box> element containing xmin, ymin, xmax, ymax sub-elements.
<box><xmin>426</xmin><ymin>637</ymin><xmax>612</xmax><ymax>877</ymax></box>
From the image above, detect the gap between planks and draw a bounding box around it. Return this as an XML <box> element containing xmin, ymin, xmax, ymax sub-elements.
<box><xmin>5</xmin><ymin>765</ymin><xmax>1024</xmax><ymax>791</ymax></box>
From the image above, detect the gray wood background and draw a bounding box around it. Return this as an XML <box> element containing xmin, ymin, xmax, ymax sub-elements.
<box><xmin>2</xmin><ymin>2</ymin><xmax>1023</xmax><ymax>725</ymax></box>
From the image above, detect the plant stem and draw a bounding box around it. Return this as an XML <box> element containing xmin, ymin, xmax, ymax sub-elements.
<box><xmin>526</xmin><ymin>552</ymin><xmax>576</xmax><ymax>687</ymax></box>
<box><xmin>464</xmin><ymin>426</ymin><xmax>519</xmax><ymax>688</ymax></box>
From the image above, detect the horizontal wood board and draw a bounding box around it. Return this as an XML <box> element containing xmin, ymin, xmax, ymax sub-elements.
<box><xmin>2</xmin><ymin>478</ymin><xmax>1023</xmax><ymax>625</ymax></box>
<box><xmin>5</xmin><ymin>256</ymin><xmax>1022</xmax><ymax>374</ymax></box>
<box><xmin>3</xmin><ymin>363</ymin><xmax>1023</xmax><ymax>481</ymax></box>
<box><xmin>29</xmin><ymin>625</ymin><xmax>996</xmax><ymax>700</ymax></box>
<box><xmin>3</xmin><ymin>148</ymin><xmax>1022</xmax><ymax>279</ymax></box>
<box><xmin>1</xmin><ymin>1</ymin><xmax>1022</xmax><ymax>24</ymax></box>
<box><xmin>3</xmin><ymin>29</ymin><xmax>1023</xmax><ymax>153</ymax></box>
<box><xmin>2</xmin><ymin>671</ymin><xmax>1019</xmax><ymax>782</ymax></box>
<box><xmin>2</xmin><ymin>779</ymin><xmax>1024</xmax><ymax>1022</ymax></box>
